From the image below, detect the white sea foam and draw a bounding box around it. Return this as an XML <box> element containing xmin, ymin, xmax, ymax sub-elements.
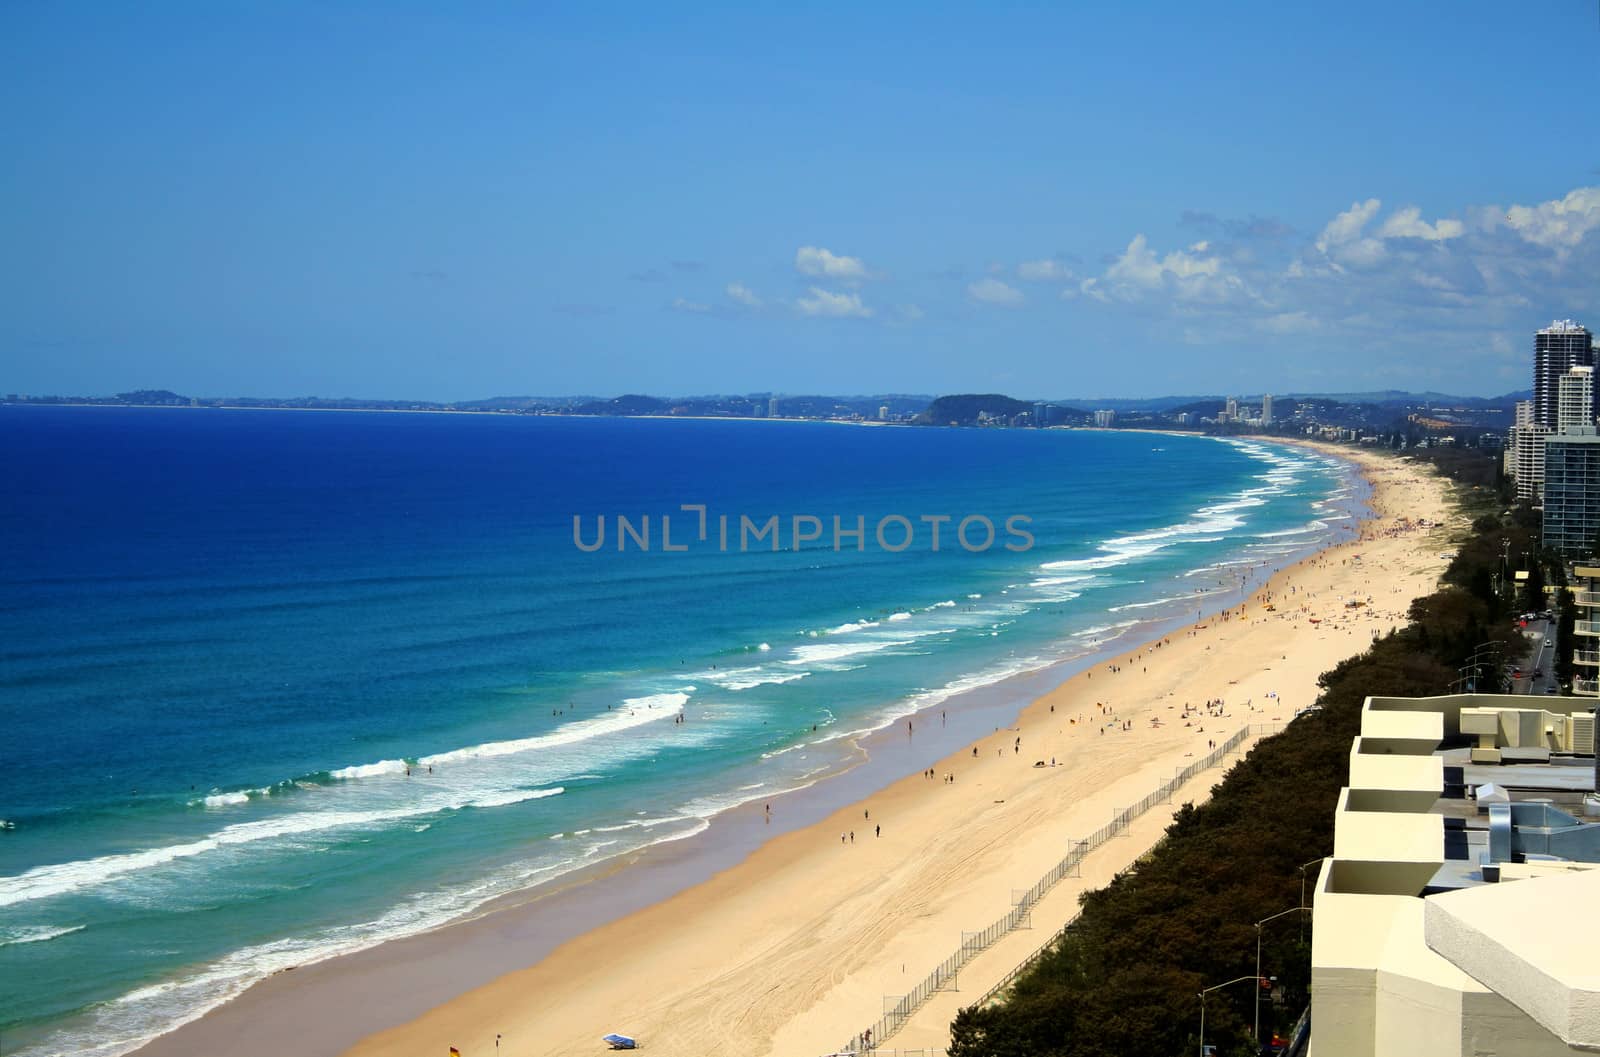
<box><xmin>713</xmin><ymin>670</ymin><xmax>811</xmax><ymax>690</ymax></box>
<box><xmin>329</xmin><ymin>759</ymin><xmax>408</xmax><ymax>780</ymax></box>
<box><xmin>418</xmin><ymin>691</ymin><xmax>689</xmax><ymax>767</ymax></box>
<box><xmin>469</xmin><ymin>788</ymin><xmax>565</xmax><ymax>810</ymax></box>
<box><xmin>189</xmin><ymin>791</ymin><xmax>247</xmax><ymax>808</ymax></box>
<box><xmin>192</xmin><ymin>787</ymin><xmax>273</xmax><ymax>808</ymax></box>
<box><xmin>646</xmin><ymin>816</ymin><xmax>711</xmax><ymax>843</ymax></box>
<box><xmin>1029</xmin><ymin>573</ymin><xmax>1094</xmax><ymax>588</ymax></box>
<box><xmin>784</xmin><ymin>639</ymin><xmax>909</xmax><ymax>666</ymax></box>
<box><xmin>31</xmin><ymin>855</ymin><xmax>576</xmax><ymax>1057</ymax></box>
<box><xmin>0</xmin><ymin>787</ymin><xmax>565</xmax><ymax>909</ymax></box>
<box><xmin>1029</xmin><ymin>589</ymin><xmax>1082</xmax><ymax>604</ymax></box>
<box><xmin>1072</xmin><ymin>619</ymin><xmax>1141</xmax><ymax>640</ymax></box>
<box><xmin>0</xmin><ymin>923</ymin><xmax>85</xmax><ymax>948</ymax></box>
<box><xmin>695</xmin><ymin>663</ymin><xmax>759</xmax><ymax>680</ymax></box>
<box><xmin>827</xmin><ymin>619</ymin><xmax>880</xmax><ymax>634</ymax></box>
<box><xmin>1108</xmin><ymin>594</ymin><xmax>1198</xmax><ymax>613</ymax></box>
<box><xmin>886</xmin><ymin>611</ymin><xmax>912</xmax><ymax>622</ymax></box>
<box><xmin>593</xmin><ymin>817</ymin><xmax>682</xmax><ymax>833</ymax></box>
<box><xmin>1045</xmin><ymin>439</ymin><xmax>1353</xmax><ymax>587</ymax></box>
<box><xmin>1038</xmin><ymin>538</ymin><xmax>1167</xmax><ymax>573</ymax></box>
<box><xmin>1254</xmin><ymin>522</ymin><xmax>1325</xmax><ymax>539</ymax></box>
<box><xmin>930</xmin><ymin>600</ymin><xmax>956</xmax><ymax>608</ymax></box>
<box><xmin>894</xmin><ymin>627</ymin><xmax>954</xmax><ymax>640</ymax></box>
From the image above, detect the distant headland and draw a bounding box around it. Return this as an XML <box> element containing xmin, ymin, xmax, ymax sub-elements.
<box><xmin>2</xmin><ymin>386</ymin><xmax>1525</xmax><ymax>444</ymax></box>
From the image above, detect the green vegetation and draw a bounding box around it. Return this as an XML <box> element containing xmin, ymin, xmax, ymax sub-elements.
<box><xmin>948</xmin><ymin>495</ymin><xmax>1532</xmax><ymax>1057</ymax></box>
<box><xmin>913</xmin><ymin>394</ymin><xmax>1043</xmax><ymax>426</ymax></box>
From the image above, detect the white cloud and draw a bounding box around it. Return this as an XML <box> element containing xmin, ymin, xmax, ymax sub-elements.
<box><xmin>1017</xmin><ymin>259</ymin><xmax>1073</xmax><ymax>281</ymax></box>
<box><xmin>1499</xmin><ymin>186</ymin><xmax>1600</xmax><ymax>252</ymax></box>
<box><xmin>1314</xmin><ymin>198</ymin><xmax>1382</xmax><ymax>253</ymax></box>
<box><xmin>726</xmin><ymin>281</ymin><xmax>761</xmax><ymax>307</ymax></box>
<box><xmin>967</xmin><ymin>278</ymin><xmax>1025</xmax><ymax>307</ymax></box>
<box><xmin>1107</xmin><ymin>234</ymin><xmax>1222</xmax><ymax>284</ymax></box>
<box><xmin>670</xmin><ymin>298</ymin><xmax>711</xmax><ymax>314</ymax></box>
<box><xmin>796</xmin><ymin>287</ymin><xmax>872</xmax><ymax>318</ymax></box>
<box><xmin>1377</xmin><ymin>205</ymin><xmax>1465</xmax><ymax>242</ymax></box>
<box><xmin>795</xmin><ymin>246</ymin><xmax>869</xmax><ymax>280</ymax></box>
<box><xmin>1080</xmin><ymin>184</ymin><xmax>1600</xmax><ymax>367</ymax></box>
<box><xmin>894</xmin><ymin>303</ymin><xmax>925</xmax><ymax>322</ymax></box>
<box><xmin>1087</xmin><ymin>235</ymin><xmax>1249</xmax><ymax>306</ymax></box>
<box><xmin>1309</xmin><ymin>198</ymin><xmax>1386</xmax><ymax>270</ymax></box>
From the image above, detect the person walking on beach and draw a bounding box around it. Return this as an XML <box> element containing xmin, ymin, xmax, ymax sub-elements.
<box><xmin>875</xmin><ymin>824</ymin><xmax>880</xmax><ymax>837</ymax></box>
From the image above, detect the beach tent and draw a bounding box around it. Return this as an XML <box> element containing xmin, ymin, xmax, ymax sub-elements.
<box><xmin>602</xmin><ymin>1034</ymin><xmax>637</xmax><ymax>1050</ymax></box>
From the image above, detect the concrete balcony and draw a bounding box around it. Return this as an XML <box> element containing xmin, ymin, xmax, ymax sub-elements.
<box><xmin>1576</xmin><ymin>590</ymin><xmax>1600</xmax><ymax>608</ymax></box>
<box><xmin>1577</xmin><ymin>619</ymin><xmax>1600</xmax><ymax>637</ymax></box>
<box><xmin>1575</xmin><ymin>649</ymin><xmax>1600</xmax><ymax>667</ymax></box>
<box><xmin>1574</xmin><ymin>676</ymin><xmax>1600</xmax><ymax>697</ymax></box>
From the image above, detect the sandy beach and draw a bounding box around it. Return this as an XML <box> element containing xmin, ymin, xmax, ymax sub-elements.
<box><xmin>132</xmin><ymin>441</ymin><xmax>1461</xmax><ymax>1057</ymax></box>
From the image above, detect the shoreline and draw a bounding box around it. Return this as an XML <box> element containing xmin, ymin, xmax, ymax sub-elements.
<box><xmin>113</xmin><ymin>439</ymin><xmax>1458</xmax><ymax>1057</ymax></box>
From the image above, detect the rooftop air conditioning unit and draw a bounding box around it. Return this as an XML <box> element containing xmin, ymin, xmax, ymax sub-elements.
<box><xmin>1572</xmin><ymin>712</ymin><xmax>1595</xmax><ymax>756</ymax></box>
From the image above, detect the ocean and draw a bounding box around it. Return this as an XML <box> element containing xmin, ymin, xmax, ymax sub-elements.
<box><xmin>0</xmin><ymin>408</ymin><xmax>1361</xmax><ymax>1056</ymax></box>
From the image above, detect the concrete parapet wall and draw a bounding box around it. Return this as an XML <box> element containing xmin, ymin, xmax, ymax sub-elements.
<box><xmin>1425</xmin><ymin>869</ymin><xmax>1600</xmax><ymax>1050</ymax></box>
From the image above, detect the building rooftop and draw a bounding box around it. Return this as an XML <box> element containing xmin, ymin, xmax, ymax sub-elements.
<box><xmin>1425</xmin><ymin>868</ymin><xmax>1600</xmax><ymax>1049</ymax></box>
<box><xmin>1311</xmin><ymin>693</ymin><xmax>1600</xmax><ymax>1056</ymax></box>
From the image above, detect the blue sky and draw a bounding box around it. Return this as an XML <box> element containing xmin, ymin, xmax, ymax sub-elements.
<box><xmin>4</xmin><ymin>1</ymin><xmax>1599</xmax><ymax>400</ymax></box>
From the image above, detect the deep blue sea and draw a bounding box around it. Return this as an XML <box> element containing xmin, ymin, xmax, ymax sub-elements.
<box><xmin>0</xmin><ymin>408</ymin><xmax>1357</xmax><ymax>1056</ymax></box>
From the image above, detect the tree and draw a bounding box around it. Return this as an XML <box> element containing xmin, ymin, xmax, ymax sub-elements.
<box><xmin>950</xmin><ymin>508</ymin><xmax>1511</xmax><ymax>1057</ymax></box>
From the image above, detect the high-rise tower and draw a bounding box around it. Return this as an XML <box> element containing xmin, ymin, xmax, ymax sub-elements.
<box><xmin>1510</xmin><ymin>399</ymin><xmax>1550</xmax><ymax>502</ymax></box>
<box><xmin>1559</xmin><ymin>365</ymin><xmax>1595</xmax><ymax>434</ymax></box>
<box><xmin>1534</xmin><ymin>320</ymin><xmax>1595</xmax><ymax>430</ymax></box>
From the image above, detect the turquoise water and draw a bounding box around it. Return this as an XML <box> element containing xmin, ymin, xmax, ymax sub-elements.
<box><xmin>0</xmin><ymin>409</ymin><xmax>1357</xmax><ymax>1055</ymax></box>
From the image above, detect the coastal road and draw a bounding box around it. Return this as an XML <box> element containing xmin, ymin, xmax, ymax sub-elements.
<box><xmin>1508</xmin><ymin>618</ymin><xmax>1557</xmax><ymax>695</ymax></box>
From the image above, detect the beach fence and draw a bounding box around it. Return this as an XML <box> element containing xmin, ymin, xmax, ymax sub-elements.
<box><xmin>839</xmin><ymin>722</ymin><xmax>1282</xmax><ymax>1055</ymax></box>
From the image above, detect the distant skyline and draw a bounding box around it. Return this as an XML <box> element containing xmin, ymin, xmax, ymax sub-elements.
<box><xmin>4</xmin><ymin>2</ymin><xmax>1599</xmax><ymax>401</ymax></box>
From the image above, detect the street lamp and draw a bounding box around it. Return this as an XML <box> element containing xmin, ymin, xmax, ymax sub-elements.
<box><xmin>1255</xmin><ymin>906</ymin><xmax>1311</xmax><ymax>1042</ymax></box>
<box><xmin>1199</xmin><ymin>974</ymin><xmax>1271</xmax><ymax>1057</ymax></box>
<box><xmin>1298</xmin><ymin>856</ymin><xmax>1326</xmax><ymax>919</ymax></box>
<box><xmin>1466</xmin><ymin>639</ymin><xmax>1507</xmax><ymax>693</ymax></box>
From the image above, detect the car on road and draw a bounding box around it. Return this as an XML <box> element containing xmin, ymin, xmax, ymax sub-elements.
<box><xmin>1545</xmin><ymin>638</ymin><xmax>1554</xmax><ymax>647</ymax></box>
